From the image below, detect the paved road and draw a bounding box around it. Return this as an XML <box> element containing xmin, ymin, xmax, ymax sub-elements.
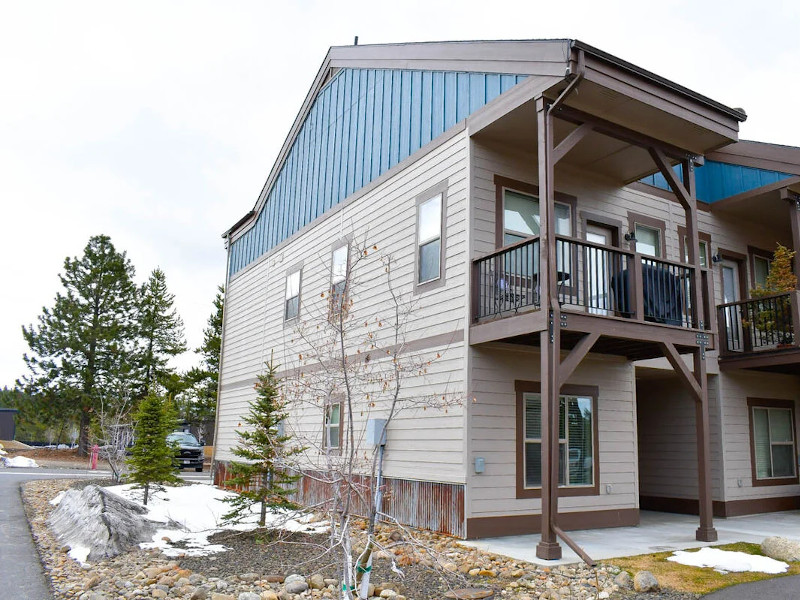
<box><xmin>0</xmin><ymin>467</ymin><xmax>111</xmax><ymax>600</ymax></box>
<box><xmin>702</xmin><ymin>574</ymin><xmax>800</xmax><ymax>599</ymax></box>
<box><xmin>0</xmin><ymin>466</ymin><xmax>211</xmax><ymax>600</ymax></box>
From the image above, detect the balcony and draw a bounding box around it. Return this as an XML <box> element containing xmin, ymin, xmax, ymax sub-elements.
<box><xmin>471</xmin><ymin>235</ymin><xmax>712</xmax><ymax>359</ymax></box>
<box><xmin>717</xmin><ymin>292</ymin><xmax>800</xmax><ymax>374</ymax></box>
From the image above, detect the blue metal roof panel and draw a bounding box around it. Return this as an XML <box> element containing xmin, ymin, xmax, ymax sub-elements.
<box><xmin>229</xmin><ymin>67</ymin><xmax>527</xmax><ymax>275</ymax></box>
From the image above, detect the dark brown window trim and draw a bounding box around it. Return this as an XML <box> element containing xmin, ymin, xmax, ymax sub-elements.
<box><xmin>493</xmin><ymin>175</ymin><xmax>578</xmax><ymax>249</ymax></box>
<box><xmin>413</xmin><ymin>180</ymin><xmax>448</xmax><ymax>295</ymax></box>
<box><xmin>515</xmin><ymin>380</ymin><xmax>600</xmax><ymax>499</ymax></box>
<box><xmin>677</xmin><ymin>226</ymin><xmax>712</xmax><ymax>267</ymax></box>
<box><xmin>747</xmin><ymin>245</ymin><xmax>773</xmax><ymax>291</ymax></box>
<box><xmin>581</xmin><ymin>211</ymin><xmax>622</xmax><ymax>248</ymax></box>
<box><xmin>747</xmin><ymin>397</ymin><xmax>799</xmax><ymax>487</ymax></box>
<box><xmin>627</xmin><ymin>211</ymin><xmax>667</xmax><ymax>259</ymax></box>
<box><xmin>283</xmin><ymin>262</ymin><xmax>303</xmax><ymax>325</ymax></box>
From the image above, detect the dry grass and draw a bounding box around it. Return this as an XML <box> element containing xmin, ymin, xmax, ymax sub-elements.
<box><xmin>610</xmin><ymin>542</ymin><xmax>800</xmax><ymax>595</ymax></box>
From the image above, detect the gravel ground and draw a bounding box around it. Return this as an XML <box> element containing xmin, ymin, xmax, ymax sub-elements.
<box><xmin>21</xmin><ymin>477</ymin><xmax>699</xmax><ymax>600</ymax></box>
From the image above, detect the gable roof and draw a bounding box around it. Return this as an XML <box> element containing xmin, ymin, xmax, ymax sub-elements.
<box><xmin>225</xmin><ymin>39</ymin><xmax>747</xmax><ymax>277</ymax></box>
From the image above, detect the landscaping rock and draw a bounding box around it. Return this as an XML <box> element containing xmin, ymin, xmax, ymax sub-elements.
<box><xmin>239</xmin><ymin>593</ymin><xmax>262</xmax><ymax>600</ymax></box>
<box><xmin>633</xmin><ymin>571</ymin><xmax>659</xmax><ymax>592</ymax></box>
<box><xmin>308</xmin><ymin>574</ymin><xmax>325</xmax><ymax>589</ymax></box>
<box><xmin>762</xmin><ymin>536</ymin><xmax>800</xmax><ymax>562</ymax></box>
<box><xmin>260</xmin><ymin>592</ymin><xmax>279</xmax><ymax>600</ymax></box>
<box><xmin>613</xmin><ymin>571</ymin><xmax>632</xmax><ymax>589</ymax></box>
<box><xmin>285</xmin><ymin>580</ymin><xmax>309</xmax><ymax>594</ymax></box>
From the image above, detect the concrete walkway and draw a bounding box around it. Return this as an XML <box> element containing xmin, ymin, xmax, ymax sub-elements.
<box><xmin>0</xmin><ymin>467</ymin><xmax>111</xmax><ymax>600</ymax></box>
<box><xmin>462</xmin><ymin>510</ymin><xmax>800</xmax><ymax>566</ymax></box>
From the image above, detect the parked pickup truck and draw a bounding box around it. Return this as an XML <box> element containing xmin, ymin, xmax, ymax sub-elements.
<box><xmin>167</xmin><ymin>431</ymin><xmax>204</xmax><ymax>472</ymax></box>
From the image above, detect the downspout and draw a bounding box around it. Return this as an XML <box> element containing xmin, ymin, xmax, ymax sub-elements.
<box><xmin>544</xmin><ymin>44</ymin><xmax>596</xmax><ymax>568</ymax></box>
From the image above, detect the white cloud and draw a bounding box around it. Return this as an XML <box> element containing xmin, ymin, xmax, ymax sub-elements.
<box><xmin>1</xmin><ymin>0</ymin><xmax>799</xmax><ymax>385</ymax></box>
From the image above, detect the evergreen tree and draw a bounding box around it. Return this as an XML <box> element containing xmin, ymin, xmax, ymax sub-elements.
<box><xmin>127</xmin><ymin>392</ymin><xmax>179</xmax><ymax>505</ymax></box>
<box><xmin>185</xmin><ymin>286</ymin><xmax>223</xmax><ymax>431</ymax></box>
<box><xmin>21</xmin><ymin>235</ymin><xmax>138</xmax><ymax>454</ymax></box>
<box><xmin>137</xmin><ymin>268</ymin><xmax>186</xmax><ymax>396</ymax></box>
<box><xmin>223</xmin><ymin>360</ymin><xmax>301</xmax><ymax>526</ymax></box>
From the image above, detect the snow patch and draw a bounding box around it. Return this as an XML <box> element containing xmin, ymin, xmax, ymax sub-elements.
<box><xmin>102</xmin><ymin>483</ymin><xmax>328</xmax><ymax>557</ymax></box>
<box><xmin>68</xmin><ymin>544</ymin><xmax>91</xmax><ymax>565</ymax></box>
<box><xmin>2</xmin><ymin>455</ymin><xmax>39</xmax><ymax>468</ymax></box>
<box><xmin>49</xmin><ymin>491</ymin><xmax>66</xmax><ymax>506</ymax></box>
<box><xmin>667</xmin><ymin>547</ymin><xmax>789</xmax><ymax>574</ymax></box>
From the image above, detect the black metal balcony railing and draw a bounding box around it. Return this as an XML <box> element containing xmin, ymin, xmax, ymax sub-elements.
<box><xmin>718</xmin><ymin>293</ymin><xmax>797</xmax><ymax>354</ymax></box>
<box><xmin>473</xmin><ymin>235</ymin><xmax>701</xmax><ymax>329</ymax></box>
<box><xmin>473</xmin><ymin>237</ymin><xmax>540</xmax><ymax>319</ymax></box>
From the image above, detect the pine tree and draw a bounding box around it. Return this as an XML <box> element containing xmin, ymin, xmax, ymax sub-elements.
<box><xmin>223</xmin><ymin>360</ymin><xmax>302</xmax><ymax>526</ymax></box>
<box><xmin>185</xmin><ymin>286</ymin><xmax>223</xmax><ymax>433</ymax></box>
<box><xmin>127</xmin><ymin>392</ymin><xmax>180</xmax><ymax>505</ymax></box>
<box><xmin>137</xmin><ymin>268</ymin><xmax>187</xmax><ymax>396</ymax></box>
<box><xmin>20</xmin><ymin>235</ymin><xmax>138</xmax><ymax>454</ymax></box>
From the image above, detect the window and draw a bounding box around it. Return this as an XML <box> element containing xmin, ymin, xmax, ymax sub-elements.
<box><xmin>749</xmin><ymin>399</ymin><xmax>797</xmax><ymax>485</ymax></box>
<box><xmin>503</xmin><ymin>189</ymin><xmax>571</xmax><ymax>245</ymax></box>
<box><xmin>417</xmin><ymin>193</ymin><xmax>442</xmax><ymax>284</ymax></box>
<box><xmin>330</xmin><ymin>244</ymin><xmax>349</xmax><ymax>317</ymax></box>
<box><xmin>516</xmin><ymin>383</ymin><xmax>597</xmax><ymax>498</ymax></box>
<box><xmin>635</xmin><ymin>224</ymin><xmax>661</xmax><ymax>258</ymax></box>
<box><xmin>682</xmin><ymin>237</ymin><xmax>709</xmax><ymax>268</ymax></box>
<box><xmin>323</xmin><ymin>402</ymin><xmax>342</xmax><ymax>451</ymax></box>
<box><xmin>754</xmin><ymin>255</ymin><xmax>771</xmax><ymax>289</ymax></box>
<box><xmin>285</xmin><ymin>269</ymin><xmax>301</xmax><ymax>321</ymax></box>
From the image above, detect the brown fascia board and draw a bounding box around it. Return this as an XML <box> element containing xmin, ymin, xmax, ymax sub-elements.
<box><xmin>572</xmin><ymin>40</ymin><xmax>747</xmax><ymax>124</ymax></box>
<box><xmin>708</xmin><ymin>140</ymin><xmax>800</xmax><ymax>177</ymax></box>
<box><xmin>222</xmin><ymin>210</ymin><xmax>255</xmax><ymax>240</ymax></box>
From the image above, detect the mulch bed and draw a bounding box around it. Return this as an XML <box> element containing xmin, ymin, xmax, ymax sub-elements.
<box><xmin>180</xmin><ymin>528</ymin><xmax>484</xmax><ymax>600</ymax></box>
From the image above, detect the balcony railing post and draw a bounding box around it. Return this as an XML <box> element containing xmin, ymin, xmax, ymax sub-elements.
<box><xmin>792</xmin><ymin>290</ymin><xmax>800</xmax><ymax>348</ymax></box>
<box><xmin>716</xmin><ymin>305</ymin><xmax>729</xmax><ymax>356</ymax></box>
<box><xmin>632</xmin><ymin>254</ymin><xmax>645</xmax><ymax>321</ymax></box>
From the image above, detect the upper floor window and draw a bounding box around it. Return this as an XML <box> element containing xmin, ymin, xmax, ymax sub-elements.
<box><xmin>680</xmin><ymin>231</ymin><xmax>710</xmax><ymax>268</ymax></box>
<box><xmin>330</xmin><ymin>244</ymin><xmax>349</xmax><ymax>317</ymax></box>
<box><xmin>285</xmin><ymin>269</ymin><xmax>301</xmax><ymax>321</ymax></box>
<box><xmin>753</xmin><ymin>255</ymin><xmax>771</xmax><ymax>289</ymax></box>
<box><xmin>417</xmin><ymin>193</ymin><xmax>442</xmax><ymax>284</ymax></box>
<box><xmin>503</xmin><ymin>189</ymin><xmax>571</xmax><ymax>245</ymax></box>
<box><xmin>635</xmin><ymin>224</ymin><xmax>661</xmax><ymax>258</ymax></box>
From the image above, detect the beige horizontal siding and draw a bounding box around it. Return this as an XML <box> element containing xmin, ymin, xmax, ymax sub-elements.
<box><xmin>465</xmin><ymin>344</ymin><xmax>637</xmax><ymax>519</ymax></box>
<box><xmin>217</xmin><ymin>132</ymin><xmax>470</xmax><ymax>483</ymax></box>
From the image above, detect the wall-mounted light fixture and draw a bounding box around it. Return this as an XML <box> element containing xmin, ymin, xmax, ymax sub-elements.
<box><xmin>624</xmin><ymin>232</ymin><xmax>637</xmax><ymax>244</ymax></box>
<box><xmin>711</xmin><ymin>250</ymin><xmax>723</xmax><ymax>264</ymax></box>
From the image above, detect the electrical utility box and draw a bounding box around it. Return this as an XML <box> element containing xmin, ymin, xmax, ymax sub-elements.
<box><xmin>366</xmin><ymin>418</ymin><xmax>387</xmax><ymax>446</ymax></box>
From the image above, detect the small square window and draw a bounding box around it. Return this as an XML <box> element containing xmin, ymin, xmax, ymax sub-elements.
<box><xmin>754</xmin><ymin>255</ymin><xmax>771</xmax><ymax>290</ymax></box>
<box><xmin>682</xmin><ymin>236</ymin><xmax>709</xmax><ymax>268</ymax></box>
<box><xmin>285</xmin><ymin>270</ymin><xmax>301</xmax><ymax>321</ymax></box>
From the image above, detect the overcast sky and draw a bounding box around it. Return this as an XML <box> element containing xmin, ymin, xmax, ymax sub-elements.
<box><xmin>1</xmin><ymin>0</ymin><xmax>798</xmax><ymax>387</ymax></box>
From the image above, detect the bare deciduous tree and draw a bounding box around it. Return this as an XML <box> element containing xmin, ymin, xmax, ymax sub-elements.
<box><xmin>281</xmin><ymin>238</ymin><xmax>462</xmax><ymax>600</ymax></box>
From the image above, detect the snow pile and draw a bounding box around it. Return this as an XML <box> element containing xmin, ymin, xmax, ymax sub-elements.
<box><xmin>48</xmin><ymin>485</ymin><xmax>166</xmax><ymax>563</ymax></box>
<box><xmin>667</xmin><ymin>547</ymin><xmax>789</xmax><ymax>574</ymax></box>
<box><xmin>103</xmin><ymin>483</ymin><xmax>328</xmax><ymax>557</ymax></box>
<box><xmin>1</xmin><ymin>455</ymin><xmax>39</xmax><ymax>468</ymax></box>
<box><xmin>0</xmin><ymin>443</ymin><xmax>6</xmax><ymax>456</ymax></box>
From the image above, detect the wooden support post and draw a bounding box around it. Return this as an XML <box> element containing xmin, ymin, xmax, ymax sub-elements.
<box><xmin>782</xmin><ymin>190</ymin><xmax>800</xmax><ymax>291</ymax></box>
<box><xmin>682</xmin><ymin>159</ymin><xmax>706</xmax><ymax>330</ymax></box>
<box><xmin>536</xmin><ymin>96</ymin><xmax>562</xmax><ymax>561</ymax></box>
<box><xmin>693</xmin><ymin>348</ymin><xmax>717</xmax><ymax>542</ymax></box>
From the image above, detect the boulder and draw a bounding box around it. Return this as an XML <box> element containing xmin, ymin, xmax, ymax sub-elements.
<box><xmin>48</xmin><ymin>485</ymin><xmax>168</xmax><ymax>562</ymax></box>
<box><xmin>613</xmin><ymin>571</ymin><xmax>632</xmax><ymax>589</ymax></box>
<box><xmin>761</xmin><ymin>537</ymin><xmax>800</xmax><ymax>562</ymax></box>
<box><xmin>633</xmin><ymin>571</ymin><xmax>659</xmax><ymax>593</ymax></box>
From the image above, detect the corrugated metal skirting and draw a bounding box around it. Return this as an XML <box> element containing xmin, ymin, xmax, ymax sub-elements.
<box><xmin>213</xmin><ymin>461</ymin><xmax>465</xmax><ymax>538</ymax></box>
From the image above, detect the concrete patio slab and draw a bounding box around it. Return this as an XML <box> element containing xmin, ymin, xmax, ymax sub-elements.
<box><xmin>461</xmin><ymin>510</ymin><xmax>800</xmax><ymax>566</ymax></box>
